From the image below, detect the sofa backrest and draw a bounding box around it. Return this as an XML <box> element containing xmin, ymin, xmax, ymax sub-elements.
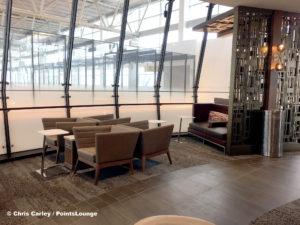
<box><xmin>193</xmin><ymin>104</ymin><xmax>228</xmax><ymax>122</ymax></box>
<box><xmin>211</xmin><ymin>104</ymin><xmax>228</xmax><ymax>114</ymax></box>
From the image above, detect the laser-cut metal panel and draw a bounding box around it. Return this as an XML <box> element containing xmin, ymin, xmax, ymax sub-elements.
<box><xmin>277</xmin><ymin>15</ymin><xmax>300</xmax><ymax>144</ymax></box>
<box><xmin>231</xmin><ymin>7</ymin><xmax>272</xmax><ymax>145</ymax></box>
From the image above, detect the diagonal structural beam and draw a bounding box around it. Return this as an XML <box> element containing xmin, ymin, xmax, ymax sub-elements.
<box><xmin>64</xmin><ymin>0</ymin><xmax>78</xmax><ymax>117</ymax></box>
<box><xmin>1</xmin><ymin>0</ymin><xmax>12</xmax><ymax>156</ymax></box>
<box><xmin>154</xmin><ymin>0</ymin><xmax>175</xmax><ymax>120</ymax></box>
<box><xmin>113</xmin><ymin>0</ymin><xmax>130</xmax><ymax>118</ymax></box>
<box><xmin>193</xmin><ymin>3</ymin><xmax>214</xmax><ymax>103</ymax></box>
<box><xmin>110</xmin><ymin>0</ymin><xmax>121</xmax><ymax>27</ymax></box>
<box><xmin>137</xmin><ymin>0</ymin><xmax>150</xmax><ymax>33</ymax></box>
<box><xmin>93</xmin><ymin>0</ymin><xmax>107</xmax><ymax>27</ymax></box>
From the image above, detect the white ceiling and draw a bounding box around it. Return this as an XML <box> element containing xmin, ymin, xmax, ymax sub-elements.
<box><xmin>202</xmin><ymin>0</ymin><xmax>300</xmax><ymax>13</ymax></box>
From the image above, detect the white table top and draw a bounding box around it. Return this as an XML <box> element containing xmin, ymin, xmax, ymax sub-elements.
<box><xmin>148</xmin><ymin>120</ymin><xmax>167</xmax><ymax>124</ymax></box>
<box><xmin>179</xmin><ymin>116</ymin><xmax>195</xmax><ymax>119</ymax></box>
<box><xmin>38</xmin><ymin>129</ymin><xmax>69</xmax><ymax>136</ymax></box>
<box><xmin>64</xmin><ymin>135</ymin><xmax>75</xmax><ymax>141</ymax></box>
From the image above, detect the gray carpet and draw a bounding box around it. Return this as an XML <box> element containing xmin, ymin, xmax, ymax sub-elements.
<box><xmin>0</xmin><ymin>137</ymin><xmax>261</xmax><ymax>225</ymax></box>
<box><xmin>250</xmin><ymin>199</ymin><xmax>300</xmax><ymax>225</ymax></box>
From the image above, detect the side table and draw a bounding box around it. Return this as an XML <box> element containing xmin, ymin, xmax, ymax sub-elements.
<box><xmin>64</xmin><ymin>135</ymin><xmax>77</xmax><ymax>171</ymax></box>
<box><xmin>37</xmin><ymin>129</ymin><xmax>69</xmax><ymax>177</ymax></box>
<box><xmin>177</xmin><ymin>116</ymin><xmax>195</xmax><ymax>143</ymax></box>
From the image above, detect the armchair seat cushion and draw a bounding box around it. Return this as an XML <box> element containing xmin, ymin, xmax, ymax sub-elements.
<box><xmin>78</xmin><ymin>147</ymin><xmax>96</xmax><ymax>162</ymax></box>
<box><xmin>189</xmin><ymin>122</ymin><xmax>227</xmax><ymax>140</ymax></box>
<box><xmin>45</xmin><ymin>135</ymin><xmax>57</xmax><ymax>146</ymax></box>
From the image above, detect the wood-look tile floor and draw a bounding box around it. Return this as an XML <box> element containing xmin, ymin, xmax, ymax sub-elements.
<box><xmin>1</xmin><ymin>140</ymin><xmax>300</xmax><ymax>225</ymax></box>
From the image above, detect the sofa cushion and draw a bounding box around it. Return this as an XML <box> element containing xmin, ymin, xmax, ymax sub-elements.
<box><xmin>78</xmin><ymin>147</ymin><xmax>96</xmax><ymax>162</ymax></box>
<box><xmin>189</xmin><ymin>122</ymin><xmax>227</xmax><ymax>140</ymax></box>
<box><xmin>45</xmin><ymin>135</ymin><xmax>57</xmax><ymax>146</ymax></box>
<box><xmin>208</xmin><ymin>111</ymin><xmax>228</xmax><ymax>122</ymax></box>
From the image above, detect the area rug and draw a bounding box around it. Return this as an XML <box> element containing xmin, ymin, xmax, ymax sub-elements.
<box><xmin>0</xmin><ymin>137</ymin><xmax>261</xmax><ymax>225</ymax></box>
<box><xmin>249</xmin><ymin>199</ymin><xmax>300</xmax><ymax>225</ymax></box>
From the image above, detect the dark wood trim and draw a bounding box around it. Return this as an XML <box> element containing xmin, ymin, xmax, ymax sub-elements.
<box><xmin>264</xmin><ymin>10</ymin><xmax>283</xmax><ymax>110</ymax></box>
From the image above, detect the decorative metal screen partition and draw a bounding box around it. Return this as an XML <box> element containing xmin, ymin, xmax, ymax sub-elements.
<box><xmin>227</xmin><ymin>7</ymin><xmax>272</xmax><ymax>154</ymax></box>
<box><xmin>277</xmin><ymin>15</ymin><xmax>300</xmax><ymax>146</ymax></box>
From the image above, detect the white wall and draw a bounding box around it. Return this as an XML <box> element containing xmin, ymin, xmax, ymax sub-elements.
<box><xmin>166</xmin><ymin>35</ymin><xmax>233</xmax><ymax>103</ymax></box>
<box><xmin>199</xmin><ymin>36</ymin><xmax>232</xmax><ymax>93</ymax></box>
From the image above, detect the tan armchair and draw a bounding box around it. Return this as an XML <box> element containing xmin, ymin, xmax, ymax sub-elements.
<box><xmin>54</xmin><ymin>121</ymin><xmax>98</xmax><ymax>162</ymax></box>
<box><xmin>98</xmin><ymin>117</ymin><xmax>131</xmax><ymax>126</ymax></box>
<box><xmin>73</xmin><ymin>126</ymin><xmax>140</xmax><ymax>185</ymax></box>
<box><xmin>123</xmin><ymin>120</ymin><xmax>149</xmax><ymax>130</ymax></box>
<box><xmin>42</xmin><ymin>118</ymin><xmax>77</xmax><ymax>163</ymax></box>
<box><xmin>84</xmin><ymin>114</ymin><xmax>114</xmax><ymax>121</ymax></box>
<box><xmin>134</xmin><ymin>125</ymin><xmax>174</xmax><ymax>171</ymax></box>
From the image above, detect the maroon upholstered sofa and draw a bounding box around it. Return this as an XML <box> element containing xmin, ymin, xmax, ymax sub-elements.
<box><xmin>188</xmin><ymin>103</ymin><xmax>228</xmax><ymax>149</ymax></box>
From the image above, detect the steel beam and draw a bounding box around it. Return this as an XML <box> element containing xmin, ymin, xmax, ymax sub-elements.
<box><xmin>193</xmin><ymin>3</ymin><xmax>214</xmax><ymax>103</ymax></box>
<box><xmin>31</xmin><ymin>31</ymin><xmax>35</xmax><ymax>94</ymax></box>
<box><xmin>1</xmin><ymin>0</ymin><xmax>12</xmax><ymax>156</ymax></box>
<box><xmin>92</xmin><ymin>40</ymin><xmax>95</xmax><ymax>93</ymax></box>
<box><xmin>64</xmin><ymin>0</ymin><xmax>78</xmax><ymax>117</ymax></box>
<box><xmin>113</xmin><ymin>0</ymin><xmax>130</xmax><ymax>118</ymax></box>
<box><xmin>154</xmin><ymin>0</ymin><xmax>175</xmax><ymax>120</ymax></box>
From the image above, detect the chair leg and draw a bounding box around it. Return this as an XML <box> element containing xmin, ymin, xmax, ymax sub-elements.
<box><xmin>130</xmin><ymin>160</ymin><xmax>134</xmax><ymax>174</ymax></box>
<box><xmin>142</xmin><ymin>156</ymin><xmax>146</xmax><ymax>172</ymax></box>
<box><xmin>73</xmin><ymin>159</ymin><xmax>79</xmax><ymax>175</ymax></box>
<box><xmin>55</xmin><ymin>149</ymin><xmax>60</xmax><ymax>164</ymax></box>
<box><xmin>167</xmin><ymin>150</ymin><xmax>172</xmax><ymax>165</ymax></box>
<box><xmin>94</xmin><ymin>165</ymin><xmax>101</xmax><ymax>185</ymax></box>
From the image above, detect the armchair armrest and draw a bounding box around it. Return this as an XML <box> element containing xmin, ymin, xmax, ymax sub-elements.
<box><xmin>193</xmin><ymin>104</ymin><xmax>213</xmax><ymax>122</ymax></box>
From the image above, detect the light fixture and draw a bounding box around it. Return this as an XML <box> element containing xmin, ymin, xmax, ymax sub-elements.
<box><xmin>276</xmin><ymin>62</ymin><xmax>284</xmax><ymax>71</ymax></box>
<box><xmin>260</xmin><ymin>46</ymin><xmax>269</xmax><ymax>57</ymax></box>
<box><xmin>277</xmin><ymin>43</ymin><xmax>285</xmax><ymax>52</ymax></box>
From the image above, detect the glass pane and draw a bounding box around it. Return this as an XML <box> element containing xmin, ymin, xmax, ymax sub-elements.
<box><xmin>71</xmin><ymin>106</ymin><xmax>115</xmax><ymax>118</ymax></box>
<box><xmin>9</xmin><ymin>109</ymin><xmax>66</xmax><ymax>153</ymax></box>
<box><xmin>0</xmin><ymin>113</ymin><xmax>6</xmax><ymax>155</ymax></box>
<box><xmin>7</xmin><ymin>30</ymin><xmax>66</xmax><ymax>107</ymax></box>
<box><xmin>0</xmin><ymin>0</ymin><xmax>6</xmax><ymax>154</ymax></box>
<box><xmin>69</xmin><ymin>38</ymin><xmax>116</xmax><ymax>106</ymax></box>
<box><xmin>161</xmin><ymin>105</ymin><xmax>193</xmax><ymax>133</ymax></box>
<box><xmin>120</xmin><ymin>105</ymin><xmax>156</xmax><ymax>124</ymax></box>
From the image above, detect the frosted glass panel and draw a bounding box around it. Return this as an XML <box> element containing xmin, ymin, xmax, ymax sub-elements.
<box><xmin>161</xmin><ymin>105</ymin><xmax>193</xmax><ymax>133</ymax></box>
<box><xmin>120</xmin><ymin>105</ymin><xmax>156</xmax><ymax>122</ymax></box>
<box><xmin>94</xmin><ymin>91</ymin><xmax>114</xmax><ymax>104</ymax></box>
<box><xmin>160</xmin><ymin>92</ymin><xmax>193</xmax><ymax>103</ymax></box>
<box><xmin>119</xmin><ymin>91</ymin><xmax>154</xmax><ymax>103</ymax></box>
<box><xmin>70</xmin><ymin>91</ymin><xmax>94</xmax><ymax>105</ymax></box>
<box><xmin>9</xmin><ymin>109</ymin><xmax>66</xmax><ymax>153</ymax></box>
<box><xmin>0</xmin><ymin>113</ymin><xmax>6</xmax><ymax>155</ymax></box>
<box><xmin>197</xmin><ymin>92</ymin><xmax>229</xmax><ymax>103</ymax></box>
<box><xmin>7</xmin><ymin>91</ymin><xmax>65</xmax><ymax>107</ymax></box>
<box><xmin>70</xmin><ymin>91</ymin><xmax>114</xmax><ymax>105</ymax></box>
<box><xmin>71</xmin><ymin>106</ymin><xmax>115</xmax><ymax>118</ymax></box>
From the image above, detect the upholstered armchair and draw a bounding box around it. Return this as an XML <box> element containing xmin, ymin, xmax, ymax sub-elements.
<box><xmin>134</xmin><ymin>125</ymin><xmax>174</xmax><ymax>171</ymax></box>
<box><xmin>83</xmin><ymin>114</ymin><xmax>114</xmax><ymax>122</ymax></box>
<box><xmin>73</xmin><ymin>126</ymin><xmax>140</xmax><ymax>185</ymax></box>
<box><xmin>123</xmin><ymin>120</ymin><xmax>149</xmax><ymax>130</ymax></box>
<box><xmin>54</xmin><ymin>121</ymin><xmax>98</xmax><ymax>162</ymax></box>
<box><xmin>42</xmin><ymin>118</ymin><xmax>77</xmax><ymax>163</ymax></box>
<box><xmin>98</xmin><ymin>117</ymin><xmax>131</xmax><ymax>126</ymax></box>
